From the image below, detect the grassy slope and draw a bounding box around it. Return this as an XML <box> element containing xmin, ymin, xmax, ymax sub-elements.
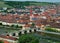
<box><xmin>0</xmin><ymin>1</ymin><xmax>56</xmax><ymax>8</ymax></box>
<box><xmin>30</xmin><ymin>2</ymin><xmax>53</xmax><ymax>6</ymax></box>
<box><xmin>0</xmin><ymin>1</ymin><xmax>12</xmax><ymax>8</ymax></box>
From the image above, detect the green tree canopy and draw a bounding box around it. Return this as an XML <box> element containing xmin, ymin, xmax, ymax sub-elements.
<box><xmin>0</xmin><ymin>41</ymin><xmax>4</xmax><ymax>43</ymax></box>
<box><xmin>18</xmin><ymin>34</ymin><xmax>39</xmax><ymax>43</ymax></box>
<box><xmin>31</xmin><ymin>23</ymin><xmax>35</xmax><ymax>28</ymax></box>
<box><xmin>19</xmin><ymin>26</ymin><xmax>22</xmax><ymax>28</ymax></box>
<box><xmin>5</xmin><ymin>1</ymin><xmax>30</xmax><ymax>8</ymax></box>
<box><xmin>0</xmin><ymin>0</ymin><xmax>4</xmax><ymax>1</ymax></box>
<box><xmin>15</xmin><ymin>25</ymin><xmax>19</xmax><ymax>28</ymax></box>
<box><xmin>11</xmin><ymin>25</ymin><xmax>14</xmax><ymax>27</ymax></box>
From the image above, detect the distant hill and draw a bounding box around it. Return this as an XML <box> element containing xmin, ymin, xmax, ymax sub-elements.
<box><xmin>54</xmin><ymin>2</ymin><xmax>60</xmax><ymax>5</ymax></box>
<box><xmin>30</xmin><ymin>2</ymin><xmax>55</xmax><ymax>6</ymax></box>
<box><xmin>0</xmin><ymin>1</ymin><xmax>13</xmax><ymax>8</ymax></box>
<box><xmin>0</xmin><ymin>1</ymin><xmax>57</xmax><ymax>8</ymax></box>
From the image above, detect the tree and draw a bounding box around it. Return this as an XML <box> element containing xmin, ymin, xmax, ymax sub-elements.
<box><xmin>15</xmin><ymin>25</ymin><xmax>19</xmax><ymax>28</ymax></box>
<box><xmin>0</xmin><ymin>41</ymin><xmax>4</xmax><ymax>43</ymax></box>
<box><xmin>0</xmin><ymin>0</ymin><xmax>4</xmax><ymax>1</ymax></box>
<box><xmin>19</xmin><ymin>26</ymin><xmax>22</xmax><ymax>29</ymax></box>
<box><xmin>31</xmin><ymin>23</ymin><xmax>35</xmax><ymax>28</ymax></box>
<box><xmin>6</xmin><ymin>25</ymin><xmax>9</xmax><ymax>27</ymax></box>
<box><xmin>11</xmin><ymin>25</ymin><xmax>14</xmax><ymax>27</ymax></box>
<box><xmin>18</xmin><ymin>34</ymin><xmax>39</xmax><ymax>43</ymax></box>
<box><xmin>5</xmin><ymin>1</ymin><xmax>30</xmax><ymax>8</ymax></box>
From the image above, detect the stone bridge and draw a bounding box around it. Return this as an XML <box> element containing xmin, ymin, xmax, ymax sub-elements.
<box><xmin>7</xmin><ymin>28</ymin><xmax>40</xmax><ymax>37</ymax></box>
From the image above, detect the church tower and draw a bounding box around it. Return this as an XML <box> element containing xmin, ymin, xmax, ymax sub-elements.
<box><xmin>30</xmin><ymin>6</ymin><xmax>34</xmax><ymax>21</ymax></box>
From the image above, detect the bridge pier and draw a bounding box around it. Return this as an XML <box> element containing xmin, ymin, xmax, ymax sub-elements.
<box><xmin>9</xmin><ymin>33</ymin><xmax>12</xmax><ymax>36</ymax></box>
<box><xmin>21</xmin><ymin>31</ymin><xmax>24</xmax><ymax>34</ymax></box>
<box><xmin>6</xmin><ymin>29</ymin><xmax>38</xmax><ymax>37</ymax></box>
<box><xmin>15</xmin><ymin>32</ymin><xmax>19</xmax><ymax>37</ymax></box>
<box><xmin>32</xmin><ymin>29</ymin><xmax>34</xmax><ymax>32</ymax></box>
<box><xmin>27</xmin><ymin>30</ymin><xmax>30</xmax><ymax>33</ymax></box>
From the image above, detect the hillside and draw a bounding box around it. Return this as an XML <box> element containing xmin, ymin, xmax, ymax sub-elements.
<box><xmin>0</xmin><ymin>1</ymin><xmax>12</xmax><ymax>8</ymax></box>
<box><xmin>30</xmin><ymin>2</ymin><xmax>55</xmax><ymax>6</ymax></box>
<box><xmin>0</xmin><ymin>1</ymin><xmax>56</xmax><ymax>8</ymax></box>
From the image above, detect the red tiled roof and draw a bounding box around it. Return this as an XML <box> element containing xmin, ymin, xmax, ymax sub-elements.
<box><xmin>0</xmin><ymin>14</ymin><xmax>30</xmax><ymax>23</ymax></box>
<box><xmin>36</xmin><ymin>24</ymin><xmax>41</xmax><ymax>26</ymax></box>
<box><xmin>4</xmin><ymin>40</ymin><xmax>9</xmax><ymax>43</ymax></box>
<box><xmin>24</xmin><ymin>24</ymin><xmax>31</xmax><ymax>27</ymax></box>
<box><xmin>0</xmin><ymin>35</ymin><xmax>17</xmax><ymax>41</ymax></box>
<box><xmin>42</xmin><ymin>12</ymin><xmax>49</xmax><ymax>15</ymax></box>
<box><xmin>47</xmin><ymin>9</ymin><xmax>57</xmax><ymax>14</ymax></box>
<box><xmin>34</xmin><ymin>14</ymin><xmax>39</xmax><ymax>16</ymax></box>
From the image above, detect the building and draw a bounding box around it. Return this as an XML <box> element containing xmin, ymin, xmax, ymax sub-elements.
<box><xmin>0</xmin><ymin>35</ymin><xmax>18</xmax><ymax>43</ymax></box>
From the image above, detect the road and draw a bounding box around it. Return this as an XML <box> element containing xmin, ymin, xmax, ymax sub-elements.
<box><xmin>20</xmin><ymin>28</ymin><xmax>60</xmax><ymax>35</ymax></box>
<box><xmin>37</xmin><ymin>30</ymin><xmax>60</xmax><ymax>35</ymax></box>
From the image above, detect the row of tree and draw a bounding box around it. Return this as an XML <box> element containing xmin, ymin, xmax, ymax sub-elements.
<box><xmin>18</xmin><ymin>34</ymin><xmax>39</xmax><ymax>43</ymax></box>
<box><xmin>5</xmin><ymin>1</ymin><xmax>30</xmax><ymax>8</ymax></box>
<box><xmin>0</xmin><ymin>41</ymin><xmax>4</xmax><ymax>43</ymax></box>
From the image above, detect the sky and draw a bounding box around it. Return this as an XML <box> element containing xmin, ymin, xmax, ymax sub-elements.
<box><xmin>5</xmin><ymin>0</ymin><xmax>60</xmax><ymax>2</ymax></box>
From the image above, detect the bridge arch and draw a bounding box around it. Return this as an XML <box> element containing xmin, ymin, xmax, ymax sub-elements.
<box><xmin>12</xmin><ymin>33</ymin><xmax>16</xmax><ymax>36</ymax></box>
<box><xmin>18</xmin><ymin>32</ymin><xmax>21</xmax><ymax>36</ymax></box>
